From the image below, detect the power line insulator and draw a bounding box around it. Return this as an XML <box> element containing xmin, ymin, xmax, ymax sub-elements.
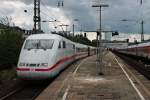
<box><xmin>62</xmin><ymin>1</ymin><xmax>64</xmax><ymax>7</ymax></box>
<box><xmin>57</xmin><ymin>1</ymin><xmax>60</xmax><ymax>7</ymax></box>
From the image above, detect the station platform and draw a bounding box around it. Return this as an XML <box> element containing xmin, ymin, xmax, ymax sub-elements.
<box><xmin>36</xmin><ymin>52</ymin><xmax>150</xmax><ymax>100</ymax></box>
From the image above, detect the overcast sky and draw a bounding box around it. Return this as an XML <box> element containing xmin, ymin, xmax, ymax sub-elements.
<box><xmin>0</xmin><ymin>0</ymin><xmax>150</xmax><ymax>34</ymax></box>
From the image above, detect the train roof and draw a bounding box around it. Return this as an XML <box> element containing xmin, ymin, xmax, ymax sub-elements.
<box><xmin>26</xmin><ymin>33</ymin><xmax>95</xmax><ymax>48</ymax></box>
<box><xmin>26</xmin><ymin>33</ymin><xmax>62</xmax><ymax>40</ymax></box>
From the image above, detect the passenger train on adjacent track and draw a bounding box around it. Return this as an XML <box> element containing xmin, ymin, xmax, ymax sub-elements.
<box><xmin>16</xmin><ymin>33</ymin><xmax>95</xmax><ymax>80</ymax></box>
<box><xmin>115</xmin><ymin>41</ymin><xmax>150</xmax><ymax>59</ymax></box>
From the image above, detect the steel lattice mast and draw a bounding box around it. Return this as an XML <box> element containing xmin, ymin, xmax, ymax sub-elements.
<box><xmin>34</xmin><ymin>0</ymin><xmax>41</xmax><ymax>34</ymax></box>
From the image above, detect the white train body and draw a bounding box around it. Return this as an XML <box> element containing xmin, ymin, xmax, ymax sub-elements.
<box><xmin>17</xmin><ymin>34</ymin><xmax>94</xmax><ymax>80</ymax></box>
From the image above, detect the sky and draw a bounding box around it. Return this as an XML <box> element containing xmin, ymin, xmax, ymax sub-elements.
<box><xmin>0</xmin><ymin>0</ymin><xmax>150</xmax><ymax>39</ymax></box>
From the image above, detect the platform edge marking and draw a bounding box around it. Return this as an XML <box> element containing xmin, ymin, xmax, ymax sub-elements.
<box><xmin>62</xmin><ymin>85</ymin><xmax>70</xmax><ymax>100</ymax></box>
<box><xmin>114</xmin><ymin>56</ymin><xmax>145</xmax><ymax>100</ymax></box>
<box><xmin>73</xmin><ymin>57</ymin><xmax>90</xmax><ymax>76</ymax></box>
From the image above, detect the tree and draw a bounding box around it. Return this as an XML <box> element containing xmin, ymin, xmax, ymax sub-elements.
<box><xmin>0</xmin><ymin>28</ymin><xmax>24</xmax><ymax>68</ymax></box>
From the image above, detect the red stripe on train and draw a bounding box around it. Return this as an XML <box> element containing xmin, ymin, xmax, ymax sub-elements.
<box><xmin>35</xmin><ymin>54</ymin><xmax>76</xmax><ymax>71</ymax></box>
<box><xmin>16</xmin><ymin>68</ymin><xmax>30</xmax><ymax>71</ymax></box>
<box><xmin>16</xmin><ymin>53</ymin><xmax>87</xmax><ymax>72</ymax></box>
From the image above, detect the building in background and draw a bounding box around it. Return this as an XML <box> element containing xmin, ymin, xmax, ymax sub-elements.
<box><xmin>105</xmin><ymin>32</ymin><xmax>112</xmax><ymax>41</ymax></box>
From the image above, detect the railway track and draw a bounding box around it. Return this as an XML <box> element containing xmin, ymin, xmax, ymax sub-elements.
<box><xmin>0</xmin><ymin>56</ymin><xmax>90</xmax><ymax>100</ymax></box>
<box><xmin>0</xmin><ymin>81</ymin><xmax>50</xmax><ymax>100</ymax></box>
<box><xmin>115</xmin><ymin>52</ymin><xmax>150</xmax><ymax>79</ymax></box>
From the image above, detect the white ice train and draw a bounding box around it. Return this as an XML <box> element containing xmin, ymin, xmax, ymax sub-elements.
<box><xmin>16</xmin><ymin>33</ymin><xmax>95</xmax><ymax>80</ymax></box>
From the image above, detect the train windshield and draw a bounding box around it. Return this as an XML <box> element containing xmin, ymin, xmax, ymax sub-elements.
<box><xmin>24</xmin><ymin>39</ymin><xmax>54</xmax><ymax>50</ymax></box>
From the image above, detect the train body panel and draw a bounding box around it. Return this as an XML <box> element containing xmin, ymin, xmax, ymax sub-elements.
<box><xmin>17</xmin><ymin>33</ymin><xmax>94</xmax><ymax>80</ymax></box>
<box><xmin>116</xmin><ymin>41</ymin><xmax>150</xmax><ymax>59</ymax></box>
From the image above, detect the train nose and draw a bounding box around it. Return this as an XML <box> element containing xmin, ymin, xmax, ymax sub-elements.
<box><xmin>18</xmin><ymin>49</ymin><xmax>53</xmax><ymax>65</ymax></box>
<box><xmin>17</xmin><ymin>62</ymin><xmax>50</xmax><ymax>80</ymax></box>
<box><xmin>17</xmin><ymin>70</ymin><xmax>50</xmax><ymax>80</ymax></box>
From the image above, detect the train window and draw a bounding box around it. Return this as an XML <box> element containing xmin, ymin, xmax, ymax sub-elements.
<box><xmin>63</xmin><ymin>41</ymin><xmax>66</xmax><ymax>48</ymax></box>
<box><xmin>40</xmin><ymin>40</ymin><xmax>54</xmax><ymax>49</ymax></box>
<box><xmin>66</xmin><ymin>43</ymin><xmax>74</xmax><ymax>49</ymax></box>
<box><xmin>58</xmin><ymin>41</ymin><xmax>61</xmax><ymax>48</ymax></box>
<box><xmin>24</xmin><ymin>39</ymin><xmax>54</xmax><ymax>49</ymax></box>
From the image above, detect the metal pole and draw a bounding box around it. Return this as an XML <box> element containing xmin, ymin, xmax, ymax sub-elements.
<box><xmin>140</xmin><ymin>0</ymin><xmax>144</xmax><ymax>42</ymax></box>
<box><xmin>34</xmin><ymin>0</ymin><xmax>41</xmax><ymax>34</ymax></box>
<box><xmin>34</xmin><ymin>0</ymin><xmax>36</xmax><ymax>34</ymax></box>
<box><xmin>38</xmin><ymin>0</ymin><xmax>41</xmax><ymax>31</ymax></box>
<box><xmin>92</xmin><ymin>4</ymin><xmax>108</xmax><ymax>75</ymax></box>
<box><xmin>98</xmin><ymin>6</ymin><xmax>103</xmax><ymax>75</ymax></box>
<box><xmin>66</xmin><ymin>25</ymin><xmax>67</xmax><ymax>33</ymax></box>
<box><xmin>66</xmin><ymin>25</ymin><xmax>69</xmax><ymax>35</ymax></box>
<box><xmin>73</xmin><ymin>24</ymin><xmax>74</xmax><ymax>36</ymax></box>
<box><xmin>80</xmin><ymin>24</ymin><xmax>82</xmax><ymax>35</ymax></box>
<box><xmin>141</xmin><ymin>20</ymin><xmax>144</xmax><ymax>41</ymax></box>
<box><xmin>72</xmin><ymin>19</ymin><xmax>79</xmax><ymax>36</ymax></box>
<box><xmin>96</xmin><ymin>32</ymin><xmax>99</xmax><ymax>60</ymax></box>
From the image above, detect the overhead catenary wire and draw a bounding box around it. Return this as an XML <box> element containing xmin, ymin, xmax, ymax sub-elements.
<box><xmin>40</xmin><ymin>0</ymin><xmax>67</xmax><ymax>32</ymax></box>
<box><xmin>40</xmin><ymin>2</ymin><xmax>58</xmax><ymax>31</ymax></box>
<box><xmin>41</xmin><ymin>1</ymin><xmax>56</xmax><ymax>20</ymax></box>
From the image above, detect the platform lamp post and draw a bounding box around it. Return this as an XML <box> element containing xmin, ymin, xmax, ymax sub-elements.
<box><xmin>92</xmin><ymin>4</ymin><xmax>109</xmax><ymax>75</ymax></box>
<box><xmin>141</xmin><ymin>0</ymin><xmax>144</xmax><ymax>41</ymax></box>
<box><xmin>121</xmin><ymin>19</ymin><xmax>144</xmax><ymax>42</ymax></box>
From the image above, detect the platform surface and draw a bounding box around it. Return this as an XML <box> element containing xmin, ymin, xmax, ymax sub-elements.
<box><xmin>36</xmin><ymin>52</ymin><xmax>150</xmax><ymax>100</ymax></box>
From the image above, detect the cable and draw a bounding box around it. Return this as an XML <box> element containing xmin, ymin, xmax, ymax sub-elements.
<box><xmin>40</xmin><ymin>1</ymin><xmax>58</xmax><ymax>31</ymax></box>
<box><xmin>41</xmin><ymin>0</ymin><xmax>71</xmax><ymax>32</ymax></box>
<box><xmin>40</xmin><ymin>0</ymin><xmax>66</xmax><ymax>31</ymax></box>
<box><xmin>41</xmin><ymin>1</ymin><xmax>57</xmax><ymax>20</ymax></box>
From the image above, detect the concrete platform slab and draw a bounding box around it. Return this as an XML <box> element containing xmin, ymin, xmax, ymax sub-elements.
<box><xmin>36</xmin><ymin>52</ymin><xmax>150</xmax><ymax>100</ymax></box>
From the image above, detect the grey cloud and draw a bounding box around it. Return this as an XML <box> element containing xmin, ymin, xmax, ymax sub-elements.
<box><xmin>1</xmin><ymin>0</ymin><xmax>150</xmax><ymax>34</ymax></box>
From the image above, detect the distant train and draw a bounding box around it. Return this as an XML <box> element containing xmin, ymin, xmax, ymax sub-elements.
<box><xmin>115</xmin><ymin>41</ymin><xmax>150</xmax><ymax>59</ymax></box>
<box><xmin>16</xmin><ymin>33</ymin><xmax>95</xmax><ymax>80</ymax></box>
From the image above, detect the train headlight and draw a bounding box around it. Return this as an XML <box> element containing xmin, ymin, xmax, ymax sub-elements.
<box><xmin>40</xmin><ymin>63</ymin><xmax>48</xmax><ymax>67</ymax></box>
<box><xmin>19</xmin><ymin>63</ymin><xmax>26</xmax><ymax>67</ymax></box>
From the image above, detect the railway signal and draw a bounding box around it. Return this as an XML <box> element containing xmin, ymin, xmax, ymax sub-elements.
<box><xmin>112</xmin><ymin>32</ymin><xmax>119</xmax><ymax>36</ymax></box>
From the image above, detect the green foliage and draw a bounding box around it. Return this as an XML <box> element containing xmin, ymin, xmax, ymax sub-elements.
<box><xmin>91</xmin><ymin>39</ymin><xmax>97</xmax><ymax>47</ymax></box>
<box><xmin>0</xmin><ymin>28</ymin><xmax>24</xmax><ymax>68</ymax></box>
